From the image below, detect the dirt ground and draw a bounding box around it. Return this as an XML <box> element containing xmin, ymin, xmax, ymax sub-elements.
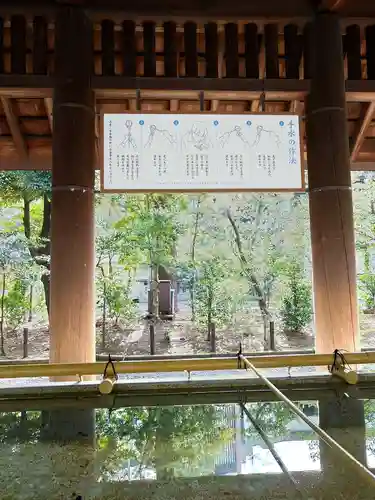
<box><xmin>1</xmin><ymin>310</ymin><xmax>374</xmax><ymax>361</ymax></box>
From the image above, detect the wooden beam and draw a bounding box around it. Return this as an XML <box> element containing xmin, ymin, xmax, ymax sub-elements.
<box><xmin>0</xmin><ymin>76</ymin><xmax>374</xmax><ymax>102</ymax></box>
<box><xmin>350</xmin><ymin>102</ymin><xmax>375</xmax><ymax>161</ymax></box>
<box><xmin>0</xmin><ymin>96</ymin><xmax>28</xmax><ymax>162</ymax></box>
<box><xmin>44</xmin><ymin>97</ymin><xmax>53</xmax><ymax>131</ymax></box>
<box><xmin>3</xmin><ymin>0</ymin><xmax>375</xmax><ymax>19</ymax></box>
<box><xmin>351</xmin><ymin>161</ymin><xmax>375</xmax><ymax>171</ymax></box>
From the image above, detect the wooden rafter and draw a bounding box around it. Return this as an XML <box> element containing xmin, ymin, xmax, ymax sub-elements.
<box><xmin>350</xmin><ymin>102</ymin><xmax>375</xmax><ymax>162</ymax></box>
<box><xmin>0</xmin><ymin>97</ymin><xmax>28</xmax><ymax>163</ymax></box>
<box><xmin>251</xmin><ymin>49</ymin><xmax>265</xmax><ymax>112</ymax></box>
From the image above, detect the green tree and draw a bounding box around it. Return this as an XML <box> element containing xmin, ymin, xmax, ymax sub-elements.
<box><xmin>116</xmin><ymin>194</ymin><xmax>186</xmax><ymax>320</ymax></box>
<box><xmin>0</xmin><ymin>171</ymin><xmax>51</xmax><ymax>315</ymax></box>
<box><xmin>194</xmin><ymin>257</ymin><xmax>237</xmax><ymax>337</ymax></box>
<box><xmin>96</xmin><ymin>211</ymin><xmax>139</xmax><ymax>349</ymax></box>
<box><xmin>0</xmin><ymin>231</ymin><xmax>31</xmax><ymax>355</ymax></box>
<box><xmin>280</xmin><ymin>261</ymin><xmax>313</xmax><ymax>333</ymax></box>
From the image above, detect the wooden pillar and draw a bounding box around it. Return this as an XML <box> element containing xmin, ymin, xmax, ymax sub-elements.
<box><xmin>306</xmin><ymin>12</ymin><xmax>359</xmax><ymax>353</ymax></box>
<box><xmin>50</xmin><ymin>7</ymin><xmax>95</xmax><ymax>364</ymax></box>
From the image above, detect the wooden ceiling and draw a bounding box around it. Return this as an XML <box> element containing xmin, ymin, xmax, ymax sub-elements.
<box><xmin>0</xmin><ymin>8</ymin><xmax>375</xmax><ymax>170</ymax></box>
<box><xmin>2</xmin><ymin>0</ymin><xmax>375</xmax><ymax>20</ymax></box>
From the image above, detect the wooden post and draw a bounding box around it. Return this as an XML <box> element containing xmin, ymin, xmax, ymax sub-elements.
<box><xmin>149</xmin><ymin>323</ymin><xmax>156</xmax><ymax>355</ymax></box>
<box><xmin>50</xmin><ymin>7</ymin><xmax>96</xmax><ymax>365</ymax></box>
<box><xmin>210</xmin><ymin>322</ymin><xmax>216</xmax><ymax>353</ymax></box>
<box><xmin>306</xmin><ymin>12</ymin><xmax>359</xmax><ymax>353</ymax></box>
<box><xmin>269</xmin><ymin>321</ymin><xmax>275</xmax><ymax>351</ymax></box>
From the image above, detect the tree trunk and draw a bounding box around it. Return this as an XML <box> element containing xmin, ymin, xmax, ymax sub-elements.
<box><xmin>41</xmin><ymin>273</ymin><xmax>50</xmax><ymax>317</ymax></box>
<box><xmin>0</xmin><ymin>273</ymin><xmax>6</xmax><ymax>356</ymax></box>
<box><xmin>23</xmin><ymin>195</ymin><xmax>51</xmax><ymax>318</ymax></box>
<box><xmin>190</xmin><ymin>196</ymin><xmax>202</xmax><ymax>321</ymax></box>
<box><xmin>23</xmin><ymin>285</ymin><xmax>32</xmax><ymax>358</ymax></box>
<box><xmin>207</xmin><ymin>287</ymin><xmax>213</xmax><ymax>341</ymax></box>
<box><xmin>102</xmin><ymin>280</ymin><xmax>107</xmax><ymax>350</ymax></box>
<box><xmin>227</xmin><ymin>209</ymin><xmax>271</xmax><ymax>319</ymax></box>
<box><xmin>150</xmin><ymin>263</ymin><xmax>159</xmax><ymax>320</ymax></box>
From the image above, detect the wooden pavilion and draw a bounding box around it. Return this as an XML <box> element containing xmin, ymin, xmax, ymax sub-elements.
<box><xmin>0</xmin><ymin>0</ymin><xmax>373</xmax><ymax>364</ymax></box>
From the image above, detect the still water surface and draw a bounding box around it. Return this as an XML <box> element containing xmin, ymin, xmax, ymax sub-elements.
<box><xmin>0</xmin><ymin>394</ymin><xmax>374</xmax><ymax>499</ymax></box>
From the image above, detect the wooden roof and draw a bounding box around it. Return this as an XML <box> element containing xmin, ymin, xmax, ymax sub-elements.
<box><xmin>0</xmin><ymin>9</ymin><xmax>374</xmax><ymax>170</ymax></box>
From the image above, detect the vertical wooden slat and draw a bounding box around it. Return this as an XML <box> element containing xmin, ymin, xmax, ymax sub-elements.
<box><xmin>184</xmin><ymin>21</ymin><xmax>198</xmax><ymax>77</ymax></box>
<box><xmin>164</xmin><ymin>21</ymin><xmax>177</xmax><ymax>77</ymax></box>
<box><xmin>143</xmin><ymin>21</ymin><xmax>156</xmax><ymax>77</ymax></box>
<box><xmin>244</xmin><ymin>23</ymin><xmax>259</xmax><ymax>78</ymax></box>
<box><xmin>303</xmin><ymin>22</ymin><xmax>314</xmax><ymax>79</ymax></box>
<box><xmin>0</xmin><ymin>18</ymin><xmax>4</xmax><ymax>74</ymax></box>
<box><xmin>342</xmin><ymin>34</ymin><xmax>347</xmax><ymax>58</ymax></box>
<box><xmin>366</xmin><ymin>25</ymin><xmax>375</xmax><ymax>80</ymax></box>
<box><xmin>11</xmin><ymin>15</ymin><xmax>27</xmax><ymax>74</ymax></box>
<box><xmin>101</xmin><ymin>19</ymin><xmax>115</xmax><ymax>76</ymax></box>
<box><xmin>225</xmin><ymin>22</ymin><xmax>239</xmax><ymax>78</ymax></box>
<box><xmin>122</xmin><ymin>20</ymin><xmax>136</xmax><ymax>77</ymax></box>
<box><xmin>284</xmin><ymin>24</ymin><xmax>302</xmax><ymax>79</ymax></box>
<box><xmin>33</xmin><ymin>16</ymin><xmax>48</xmax><ymax>75</ymax></box>
<box><xmin>264</xmin><ymin>24</ymin><xmax>279</xmax><ymax>78</ymax></box>
<box><xmin>346</xmin><ymin>25</ymin><xmax>362</xmax><ymax>80</ymax></box>
<box><xmin>205</xmin><ymin>22</ymin><xmax>218</xmax><ymax>78</ymax></box>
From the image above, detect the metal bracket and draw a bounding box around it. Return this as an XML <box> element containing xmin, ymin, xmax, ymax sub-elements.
<box><xmin>328</xmin><ymin>349</ymin><xmax>358</xmax><ymax>385</ymax></box>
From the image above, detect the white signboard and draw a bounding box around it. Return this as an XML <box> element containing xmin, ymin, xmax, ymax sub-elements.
<box><xmin>100</xmin><ymin>113</ymin><xmax>303</xmax><ymax>192</ymax></box>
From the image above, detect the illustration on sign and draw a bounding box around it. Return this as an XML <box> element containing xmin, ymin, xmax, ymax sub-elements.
<box><xmin>182</xmin><ymin>122</ymin><xmax>213</xmax><ymax>151</ymax></box>
<box><xmin>145</xmin><ymin>124</ymin><xmax>177</xmax><ymax>148</ymax></box>
<box><xmin>219</xmin><ymin>125</ymin><xmax>250</xmax><ymax>148</ymax></box>
<box><xmin>101</xmin><ymin>113</ymin><xmax>303</xmax><ymax>192</ymax></box>
<box><xmin>118</xmin><ymin>120</ymin><xmax>138</xmax><ymax>150</ymax></box>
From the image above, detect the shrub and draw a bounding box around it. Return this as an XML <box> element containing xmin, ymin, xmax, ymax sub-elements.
<box><xmin>281</xmin><ymin>263</ymin><xmax>312</xmax><ymax>332</ymax></box>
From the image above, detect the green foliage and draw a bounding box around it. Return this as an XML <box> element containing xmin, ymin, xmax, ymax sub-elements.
<box><xmin>95</xmin><ymin>404</ymin><xmax>232</xmax><ymax>479</ymax></box>
<box><xmin>96</xmin><ymin>271</ymin><xmax>136</xmax><ymax>324</ymax></box>
<box><xmin>358</xmin><ymin>272</ymin><xmax>375</xmax><ymax>310</ymax></box>
<box><xmin>0</xmin><ymin>171</ymin><xmax>51</xmax><ymax>204</ymax></box>
<box><xmin>0</xmin><ymin>411</ymin><xmax>42</xmax><ymax>444</ymax></box>
<box><xmin>245</xmin><ymin>402</ymin><xmax>295</xmax><ymax>439</ymax></box>
<box><xmin>194</xmin><ymin>257</ymin><xmax>238</xmax><ymax>330</ymax></box>
<box><xmin>115</xmin><ymin>194</ymin><xmax>187</xmax><ymax>268</ymax></box>
<box><xmin>281</xmin><ymin>262</ymin><xmax>313</xmax><ymax>332</ymax></box>
<box><xmin>3</xmin><ymin>279</ymin><xmax>28</xmax><ymax>331</ymax></box>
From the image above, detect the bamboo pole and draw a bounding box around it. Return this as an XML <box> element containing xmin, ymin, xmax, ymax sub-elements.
<box><xmin>239</xmin><ymin>355</ymin><xmax>375</xmax><ymax>486</ymax></box>
<box><xmin>0</xmin><ymin>351</ymin><xmax>374</xmax><ymax>379</ymax></box>
<box><xmin>240</xmin><ymin>403</ymin><xmax>301</xmax><ymax>490</ymax></box>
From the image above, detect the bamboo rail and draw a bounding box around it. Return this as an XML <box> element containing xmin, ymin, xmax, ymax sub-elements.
<box><xmin>0</xmin><ymin>351</ymin><xmax>374</xmax><ymax>379</ymax></box>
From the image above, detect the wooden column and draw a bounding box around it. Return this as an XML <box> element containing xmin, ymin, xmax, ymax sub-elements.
<box><xmin>306</xmin><ymin>12</ymin><xmax>359</xmax><ymax>353</ymax></box>
<box><xmin>50</xmin><ymin>7</ymin><xmax>95</xmax><ymax>364</ymax></box>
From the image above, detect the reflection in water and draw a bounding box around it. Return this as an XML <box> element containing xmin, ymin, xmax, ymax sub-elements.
<box><xmin>0</xmin><ymin>398</ymin><xmax>374</xmax><ymax>498</ymax></box>
<box><xmin>96</xmin><ymin>405</ymin><xmax>232</xmax><ymax>480</ymax></box>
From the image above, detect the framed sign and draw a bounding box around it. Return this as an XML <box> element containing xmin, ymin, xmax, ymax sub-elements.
<box><xmin>100</xmin><ymin>113</ymin><xmax>304</xmax><ymax>193</ymax></box>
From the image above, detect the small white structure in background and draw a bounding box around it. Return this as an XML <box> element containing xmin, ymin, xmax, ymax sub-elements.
<box><xmin>101</xmin><ymin>113</ymin><xmax>304</xmax><ymax>193</ymax></box>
